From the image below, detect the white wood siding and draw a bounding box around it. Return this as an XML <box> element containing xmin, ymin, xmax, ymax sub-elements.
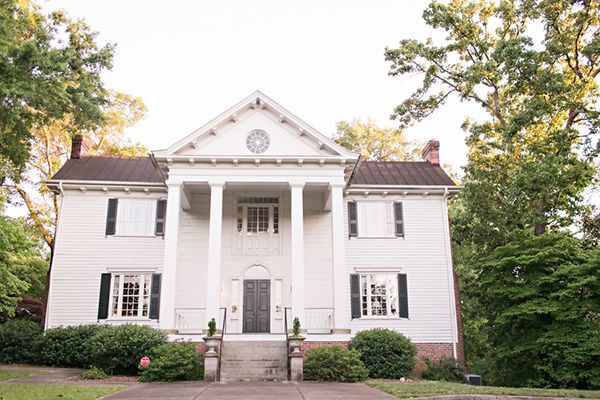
<box><xmin>47</xmin><ymin>190</ymin><xmax>166</xmax><ymax>328</ymax></box>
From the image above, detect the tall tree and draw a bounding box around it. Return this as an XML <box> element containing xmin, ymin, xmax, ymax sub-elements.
<box><xmin>385</xmin><ymin>0</ymin><xmax>599</xmax><ymax>245</ymax></box>
<box><xmin>3</xmin><ymin>92</ymin><xmax>147</xmax><ymax>250</ymax></box>
<box><xmin>334</xmin><ymin>118</ymin><xmax>422</xmax><ymax>161</ymax></box>
<box><xmin>0</xmin><ymin>0</ymin><xmax>114</xmax><ymax>174</ymax></box>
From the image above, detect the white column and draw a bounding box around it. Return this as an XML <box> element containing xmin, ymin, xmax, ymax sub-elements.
<box><xmin>330</xmin><ymin>182</ymin><xmax>349</xmax><ymax>332</ymax></box>
<box><xmin>290</xmin><ymin>182</ymin><xmax>306</xmax><ymax>326</ymax></box>
<box><xmin>205</xmin><ymin>181</ymin><xmax>224</xmax><ymax>325</ymax></box>
<box><xmin>159</xmin><ymin>182</ymin><xmax>182</xmax><ymax>330</ymax></box>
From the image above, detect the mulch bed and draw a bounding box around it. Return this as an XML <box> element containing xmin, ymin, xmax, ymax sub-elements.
<box><xmin>67</xmin><ymin>375</ymin><xmax>139</xmax><ymax>383</ymax></box>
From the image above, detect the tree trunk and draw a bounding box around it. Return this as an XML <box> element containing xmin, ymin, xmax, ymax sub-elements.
<box><xmin>534</xmin><ymin>198</ymin><xmax>547</xmax><ymax>236</ymax></box>
<box><xmin>40</xmin><ymin>240</ymin><xmax>54</xmax><ymax>328</ymax></box>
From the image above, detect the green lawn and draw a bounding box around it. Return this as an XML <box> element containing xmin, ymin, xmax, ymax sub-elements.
<box><xmin>368</xmin><ymin>380</ymin><xmax>600</xmax><ymax>399</ymax></box>
<box><xmin>0</xmin><ymin>384</ymin><xmax>123</xmax><ymax>400</ymax></box>
<box><xmin>0</xmin><ymin>370</ymin><xmax>48</xmax><ymax>381</ymax></box>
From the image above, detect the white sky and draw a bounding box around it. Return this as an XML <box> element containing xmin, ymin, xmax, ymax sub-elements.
<box><xmin>42</xmin><ymin>0</ymin><xmax>487</xmax><ymax>174</ymax></box>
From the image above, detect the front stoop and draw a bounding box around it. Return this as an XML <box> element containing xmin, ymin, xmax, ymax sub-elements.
<box><xmin>219</xmin><ymin>340</ymin><xmax>288</xmax><ymax>382</ymax></box>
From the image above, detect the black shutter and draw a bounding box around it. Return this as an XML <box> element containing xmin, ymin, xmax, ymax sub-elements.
<box><xmin>348</xmin><ymin>201</ymin><xmax>358</xmax><ymax>238</ymax></box>
<box><xmin>350</xmin><ymin>274</ymin><xmax>361</xmax><ymax>319</ymax></box>
<box><xmin>97</xmin><ymin>273</ymin><xmax>111</xmax><ymax>320</ymax></box>
<box><xmin>105</xmin><ymin>199</ymin><xmax>118</xmax><ymax>235</ymax></box>
<box><xmin>398</xmin><ymin>274</ymin><xmax>409</xmax><ymax>318</ymax></box>
<box><xmin>155</xmin><ymin>199</ymin><xmax>167</xmax><ymax>236</ymax></box>
<box><xmin>149</xmin><ymin>274</ymin><xmax>161</xmax><ymax>320</ymax></box>
<box><xmin>394</xmin><ymin>202</ymin><xmax>404</xmax><ymax>237</ymax></box>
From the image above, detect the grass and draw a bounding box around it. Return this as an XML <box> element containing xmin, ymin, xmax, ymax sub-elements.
<box><xmin>0</xmin><ymin>370</ymin><xmax>48</xmax><ymax>381</ymax></box>
<box><xmin>368</xmin><ymin>380</ymin><xmax>600</xmax><ymax>399</ymax></box>
<box><xmin>0</xmin><ymin>384</ymin><xmax>123</xmax><ymax>400</ymax></box>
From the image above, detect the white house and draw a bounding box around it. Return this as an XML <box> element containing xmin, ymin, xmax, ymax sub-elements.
<box><xmin>45</xmin><ymin>91</ymin><xmax>463</xmax><ymax>379</ymax></box>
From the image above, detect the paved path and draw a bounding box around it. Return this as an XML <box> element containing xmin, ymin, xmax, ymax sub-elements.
<box><xmin>103</xmin><ymin>381</ymin><xmax>398</xmax><ymax>400</ymax></box>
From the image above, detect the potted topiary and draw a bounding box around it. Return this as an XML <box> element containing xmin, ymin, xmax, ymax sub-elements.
<box><xmin>202</xmin><ymin>318</ymin><xmax>221</xmax><ymax>356</ymax></box>
<box><xmin>288</xmin><ymin>317</ymin><xmax>305</xmax><ymax>355</ymax></box>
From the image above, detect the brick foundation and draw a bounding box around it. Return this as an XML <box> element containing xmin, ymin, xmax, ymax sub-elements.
<box><xmin>195</xmin><ymin>342</ymin><xmax>207</xmax><ymax>354</ymax></box>
<box><xmin>301</xmin><ymin>341</ymin><xmax>348</xmax><ymax>353</ymax></box>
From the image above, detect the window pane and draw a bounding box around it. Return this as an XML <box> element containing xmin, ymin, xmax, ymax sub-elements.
<box><xmin>237</xmin><ymin>206</ymin><xmax>243</xmax><ymax>233</ymax></box>
<box><xmin>116</xmin><ymin>199</ymin><xmax>156</xmax><ymax>236</ymax></box>
<box><xmin>370</xmin><ymin>274</ymin><xmax>388</xmax><ymax>316</ymax></box>
<box><xmin>361</xmin><ymin>275</ymin><xmax>368</xmax><ymax>316</ymax></box>
<box><xmin>121</xmin><ymin>275</ymin><xmax>140</xmax><ymax>317</ymax></box>
<box><xmin>247</xmin><ymin>207</ymin><xmax>258</xmax><ymax>233</ymax></box>
<box><xmin>273</xmin><ymin>206</ymin><xmax>279</xmax><ymax>234</ymax></box>
<box><xmin>388</xmin><ymin>276</ymin><xmax>398</xmax><ymax>316</ymax></box>
<box><xmin>357</xmin><ymin>202</ymin><xmax>394</xmax><ymax>237</ymax></box>
<box><xmin>141</xmin><ymin>275</ymin><xmax>151</xmax><ymax>317</ymax></box>
<box><xmin>258</xmin><ymin>207</ymin><xmax>269</xmax><ymax>232</ymax></box>
<box><xmin>111</xmin><ymin>275</ymin><xmax>120</xmax><ymax>317</ymax></box>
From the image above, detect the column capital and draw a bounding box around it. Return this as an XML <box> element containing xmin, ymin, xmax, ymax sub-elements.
<box><xmin>289</xmin><ymin>181</ymin><xmax>306</xmax><ymax>189</ymax></box>
<box><xmin>329</xmin><ymin>182</ymin><xmax>346</xmax><ymax>189</ymax></box>
<box><xmin>208</xmin><ymin>180</ymin><xmax>226</xmax><ymax>188</ymax></box>
<box><xmin>165</xmin><ymin>181</ymin><xmax>183</xmax><ymax>188</ymax></box>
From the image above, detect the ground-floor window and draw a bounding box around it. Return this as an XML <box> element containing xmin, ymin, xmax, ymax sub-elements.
<box><xmin>360</xmin><ymin>273</ymin><xmax>398</xmax><ymax>317</ymax></box>
<box><xmin>110</xmin><ymin>273</ymin><xmax>152</xmax><ymax>318</ymax></box>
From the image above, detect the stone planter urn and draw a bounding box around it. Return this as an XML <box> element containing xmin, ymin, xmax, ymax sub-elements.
<box><xmin>202</xmin><ymin>336</ymin><xmax>222</xmax><ymax>356</ymax></box>
<box><xmin>288</xmin><ymin>336</ymin><xmax>305</xmax><ymax>355</ymax></box>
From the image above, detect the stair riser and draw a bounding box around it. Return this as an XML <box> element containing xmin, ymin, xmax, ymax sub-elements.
<box><xmin>219</xmin><ymin>340</ymin><xmax>288</xmax><ymax>382</ymax></box>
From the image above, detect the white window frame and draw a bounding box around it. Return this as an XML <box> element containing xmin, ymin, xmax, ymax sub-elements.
<box><xmin>356</xmin><ymin>201</ymin><xmax>395</xmax><ymax>238</ymax></box>
<box><xmin>115</xmin><ymin>198</ymin><xmax>157</xmax><ymax>237</ymax></box>
<box><xmin>359</xmin><ymin>273</ymin><xmax>399</xmax><ymax>319</ymax></box>
<box><xmin>108</xmin><ymin>273</ymin><xmax>153</xmax><ymax>319</ymax></box>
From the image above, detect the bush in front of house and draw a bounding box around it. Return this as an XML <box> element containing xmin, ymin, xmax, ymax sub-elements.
<box><xmin>80</xmin><ymin>366</ymin><xmax>109</xmax><ymax>380</ymax></box>
<box><xmin>421</xmin><ymin>357</ymin><xmax>467</xmax><ymax>383</ymax></box>
<box><xmin>40</xmin><ymin>324</ymin><xmax>110</xmax><ymax>368</ymax></box>
<box><xmin>349</xmin><ymin>328</ymin><xmax>417</xmax><ymax>379</ymax></box>
<box><xmin>0</xmin><ymin>320</ymin><xmax>43</xmax><ymax>364</ymax></box>
<box><xmin>139</xmin><ymin>342</ymin><xmax>203</xmax><ymax>382</ymax></box>
<box><xmin>88</xmin><ymin>324</ymin><xmax>167</xmax><ymax>375</ymax></box>
<box><xmin>303</xmin><ymin>345</ymin><xmax>369</xmax><ymax>382</ymax></box>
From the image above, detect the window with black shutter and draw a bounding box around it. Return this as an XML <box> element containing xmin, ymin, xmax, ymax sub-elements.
<box><xmin>155</xmin><ymin>199</ymin><xmax>167</xmax><ymax>236</ymax></box>
<box><xmin>394</xmin><ymin>202</ymin><xmax>404</xmax><ymax>237</ymax></box>
<box><xmin>398</xmin><ymin>274</ymin><xmax>409</xmax><ymax>318</ymax></box>
<box><xmin>97</xmin><ymin>273</ymin><xmax>111</xmax><ymax>320</ymax></box>
<box><xmin>105</xmin><ymin>199</ymin><xmax>118</xmax><ymax>236</ymax></box>
<box><xmin>348</xmin><ymin>201</ymin><xmax>358</xmax><ymax>238</ymax></box>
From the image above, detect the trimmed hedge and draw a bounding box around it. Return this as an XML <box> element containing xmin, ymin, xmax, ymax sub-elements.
<box><xmin>88</xmin><ymin>324</ymin><xmax>168</xmax><ymax>375</ymax></box>
<box><xmin>40</xmin><ymin>324</ymin><xmax>110</xmax><ymax>368</ymax></box>
<box><xmin>304</xmin><ymin>345</ymin><xmax>369</xmax><ymax>382</ymax></box>
<box><xmin>349</xmin><ymin>328</ymin><xmax>417</xmax><ymax>379</ymax></box>
<box><xmin>139</xmin><ymin>342</ymin><xmax>203</xmax><ymax>382</ymax></box>
<box><xmin>0</xmin><ymin>320</ymin><xmax>43</xmax><ymax>364</ymax></box>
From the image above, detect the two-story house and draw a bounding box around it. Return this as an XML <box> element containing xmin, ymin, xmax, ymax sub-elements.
<box><xmin>45</xmin><ymin>91</ymin><xmax>462</xmax><ymax>379</ymax></box>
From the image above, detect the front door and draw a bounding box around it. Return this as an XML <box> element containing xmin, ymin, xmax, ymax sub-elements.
<box><xmin>243</xmin><ymin>279</ymin><xmax>270</xmax><ymax>333</ymax></box>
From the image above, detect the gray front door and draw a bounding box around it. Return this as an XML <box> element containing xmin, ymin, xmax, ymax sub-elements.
<box><xmin>243</xmin><ymin>279</ymin><xmax>270</xmax><ymax>333</ymax></box>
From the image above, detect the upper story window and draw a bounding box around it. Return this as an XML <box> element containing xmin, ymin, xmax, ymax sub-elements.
<box><xmin>347</xmin><ymin>201</ymin><xmax>404</xmax><ymax>238</ymax></box>
<box><xmin>105</xmin><ymin>198</ymin><xmax>166</xmax><ymax>237</ymax></box>
<box><xmin>234</xmin><ymin>197</ymin><xmax>281</xmax><ymax>255</ymax></box>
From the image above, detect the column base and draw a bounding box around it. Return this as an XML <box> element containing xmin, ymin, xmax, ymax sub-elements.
<box><xmin>330</xmin><ymin>328</ymin><xmax>351</xmax><ymax>334</ymax></box>
<box><xmin>203</xmin><ymin>355</ymin><xmax>219</xmax><ymax>382</ymax></box>
<box><xmin>290</xmin><ymin>354</ymin><xmax>303</xmax><ymax>381</ymax></box>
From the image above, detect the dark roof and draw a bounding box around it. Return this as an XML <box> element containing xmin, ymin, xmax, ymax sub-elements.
<box><xmin>350</xmin><ymin>161</ymin><xmax>456</xmax><ymax>186</ymax></box>
<box><xmin>51</xmin><ymin>156</ymin><xmax>164</xmax><ymax>184</ymax></box>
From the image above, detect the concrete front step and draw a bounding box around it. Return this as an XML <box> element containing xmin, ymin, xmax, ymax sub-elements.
<box><xmin>219</xmin><ymin>340</ymin><xmax>288</xmax><ymax>382</ymax></box>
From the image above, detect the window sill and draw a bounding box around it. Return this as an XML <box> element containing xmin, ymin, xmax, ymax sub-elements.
<box><xmin>352</xmin><ymin>236</ymin><xmax>404</xmax><ymax>240</ymax></box>
<box><xmin>104</xmin><ymin>318</ymin><xmax>153</xmax><ymax>322</ymax></box>
<box><xmin>109</xmin><ymin>235</ymin><xmax>160</xmax><ymax>238</ymax></box>
<box><xmin>354</xmin><ymin>317</ymin><xmax>408</xmax><ymax>321</ymax></box>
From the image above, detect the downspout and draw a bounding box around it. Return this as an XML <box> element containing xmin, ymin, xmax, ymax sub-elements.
<box><xmin>44</xmin><ymin>181</ymin><xmax>65</xmax><ymax>330</ymax></box>
<box><xmin>442</xmin><ymin>187</ymin><xmax>458</xmax><ymax>359</ymax></box>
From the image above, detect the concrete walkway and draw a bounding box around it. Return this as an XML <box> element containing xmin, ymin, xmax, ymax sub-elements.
<box><xmin>103</xmin><ymin>381</ymin><xmax>398</xmax><ymax>400</ymax></box>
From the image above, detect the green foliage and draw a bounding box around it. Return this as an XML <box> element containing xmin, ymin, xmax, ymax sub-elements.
<box><xmin>334</xmin><ymin>118</ymin><xmax>422</xmax><ymax>161</ymax></box>
<box><xmin>139</xmin><ymin>342</ymin><xmax>203</xmax><ymax>382</ymax></box>
<box><xmin>87</xmin><ymin>324</ymin><xmax>167</xmax><ymax>375</ymax></box>
<box><xmin>40</xmin><ymin>324</ymin><xmax>110</xmax><ymax>368</ymax></box>
<box><xmin>292</xmin><ymin>317</ymin><xmax>301</xmax><ymax>337</ymax></box>
<box><xmin>349</xmin><ymin>328</ymin><xmax>417</xmax><ymax>379</ymax></box>
<box><xmin>473</xmin><ymin>232</ymin><xmax>600</xmax><ymax>389</ymax></box>
<box><xmin>0</xmin><ymin>320</ymin><xmax>42</xmax><ymax>364</ymax></box>
<box><xmin>304</xmin><ymin>345</ymin><xmax>369</xmax><ymax>382</ymax></box>
<box><xmin>80</xmin><ymin>366</ymin><xmax>108</xmax><ymax>380</ymax></box>
<box><xmin>421</xmin><ymin>357</ymin><xmax>467</xmax><ymax>383</ymax></box>
<box><xmin>207</xmin><ymin>318</ymin><xmax>216</xmax><ymax>337</ymax></box>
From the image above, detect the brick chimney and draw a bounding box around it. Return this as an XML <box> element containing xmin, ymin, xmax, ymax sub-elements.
<box><xmin>70</xmin><ymin>134</ymin><xmax>88</xmax><ymax>159</ymax></box>
<box><xmin>422</xmin><ymin>139</ymin><xmax>440</xmax><ymax>165</ymax></box>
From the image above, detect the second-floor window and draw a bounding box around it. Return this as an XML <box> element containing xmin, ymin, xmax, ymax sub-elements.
<box><xmin>348</xmin><ymin>201</ymin><xmax>404</xmax><ymax>238</ymax></box>
<box><xmin>105</xmin><ymin>198</ymin><xmax>167</xmax><ymax>237</ymax></box>
<box><xmin>237</xmin><ymin>197</ymin><xmax>279</xmax><ymax>235</ymax></box>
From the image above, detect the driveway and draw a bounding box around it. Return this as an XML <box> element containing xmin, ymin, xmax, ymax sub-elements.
<box><xmin>103</xmin><ymin>381</ymin><xmax>398</xmax><ymax>400</ymax></box>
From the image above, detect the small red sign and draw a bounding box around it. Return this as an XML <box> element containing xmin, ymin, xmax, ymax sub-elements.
<box><xmin>140</xmin><ymin>356</ymin><xmax>150</xmax><ymax>367</ymax></box>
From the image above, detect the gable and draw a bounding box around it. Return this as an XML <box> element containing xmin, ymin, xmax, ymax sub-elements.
<box><xmin>154</xmin><ymin>91</ymin><xmax>355</xmax><ymax>159</ymax></box>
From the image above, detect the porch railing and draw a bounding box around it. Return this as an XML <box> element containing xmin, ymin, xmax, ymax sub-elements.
<box><xmin>175</xmin><ymin>308</ymin><xmax>206</xmax><ymax>332</ymax></box>
<box><xmin>305</xmin><ymin>307</ymin><xmax>333</xmax><ymax>333</ymax></box>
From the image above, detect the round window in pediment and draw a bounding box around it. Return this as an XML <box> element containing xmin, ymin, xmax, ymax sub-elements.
<box><xmin>246</xmin><ymin>130</ymin><xmax>270</xmax><ymax>154</ymax></box>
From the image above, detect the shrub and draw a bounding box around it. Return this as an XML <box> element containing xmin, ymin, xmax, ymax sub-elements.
<box><xmin>0</xmin><ymin>320</ymin><xmax>43</xmax><ymax>364</ymax></box>
<box><xmin>304</xmin><ymin>345</ymin><xmax>368</xmax><ymax>382</ymax></box>
<box><xmin>139</xmin><ymin>342</ymin><xmax>203</xmax><ymax>382</ymax></box>
<box><xmin>88</xmin><ymin>324</ymin><xmax>167</xmax><ymax>375</ymax></box>
<box><xmin>349</xmin><ymin>328</ymin><xmax>417</xmax><ymax>379</ymax></box>
<box><xmin>207</xmin><ymin>318</ymin><xmax>216</xmax><ymax>337</ymax></box>
<box><xmin>422</xmin><ymin>357</ymin><xmax>467</xmax><ymax>383</ymax></box>
<box><xmin>41</xmin><ymin>324</ymin><xmax>110</xmax><ymax>367</ymax></box>
<box><xmin>80</xmin><ymin>366</ymin><xmax>109</xmax><ymax>380</ymax></box>
<box><xmin>292</xmin><ymin>317</ymin><xmax>301</xmax><ymax>337</ymax></box>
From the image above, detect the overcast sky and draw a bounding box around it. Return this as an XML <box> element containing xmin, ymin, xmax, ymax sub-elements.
<box><xmin>42</xmin><ymin>0</ymin><xmax>487</xmax><ymax>173</ymax></box>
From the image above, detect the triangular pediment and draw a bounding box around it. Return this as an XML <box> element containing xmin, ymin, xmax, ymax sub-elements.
<box><xmin>154</xmin><ymin>91</ymin><xmax>357</xmax><ymax>159</ymax></box>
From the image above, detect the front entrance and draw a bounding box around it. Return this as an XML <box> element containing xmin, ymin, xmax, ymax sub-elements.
<box><xmin>243</xmin><ymin>279</ymin><xmax>270</xmax><ymax>333</ymax></box>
